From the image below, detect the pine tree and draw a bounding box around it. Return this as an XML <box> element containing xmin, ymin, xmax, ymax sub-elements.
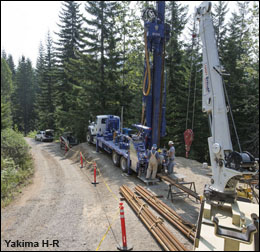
<box><xmin>35</xmin><ymin>33</ymin><xmax>57</xmax><ymax>130</ymax></box>
<box><xmin>164</xmin><ymin>1</ymin><xmax>189</xmax><ymax>156</ymax></box>
<box><xmin>82</xmin><ymin>1</ymin><xmax>123</xmax><ymax>115</ymax></box>
<box><xmin>1</xmin><ymin>50</ymin><xmax>7</xmax><ymax>60</ymax></box>
<box><xmin>43</xmin><ymin>32</ymin><xmax>56</xmax><ymax>129</ymax></box>
<box><xmin>6</xmin><ymin>54</ymin><xmax>16</xmax><ymax>80</ymax></box>
<box><xmin>235</xmin><ymin>1</ymin><xmax>259</xmax><ymax>157</ymax></box>
<box><xmin>120</xmin><ymin>2</ymin><xmax>144</xmax><ymax>126</ymax></box>
<box><xmin>221</xmin><ymin>1</ymin><xmax>257</xmax><ymax>154</ymax></box>
<box><xmin>1</xmin><ymin>58</ymin><xmax>13</xmax><ymax>129</ymax></box>
<box><xmin>212</xmin><ymin>1</ymin><xmax>229</xmax><ymax>62</ymax></box>
<box><xmin>12</xmin><ymin>56</ymin><xmax>35</xmax><ymax>135</ymax></box>
<box><xmin>35</xmin><ymin>42</ymin><xmax>45</xmax><ymax>129</ymax></box>
<box><xmin>54</xmin><ymin>1</ymin><xmax>84</xmax><ymax>132</ymax></box>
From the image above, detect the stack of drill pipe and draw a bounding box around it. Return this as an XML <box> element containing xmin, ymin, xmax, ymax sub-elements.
<box><xmin>120</xmin><ymin>185</ymin><xmax>187</xmax><ymax>251</ymax></box>
<box><xmin>135</xmin><ymin>185</ymin><xmax>195</xmax><ymax>242</ymax></box>
<box><xmin>157</xmin><ymin>173</ymin><xmax>200</xmax><ymax>201</ymax></box>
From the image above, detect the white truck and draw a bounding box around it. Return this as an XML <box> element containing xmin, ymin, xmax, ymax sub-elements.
<box><xmin>86</xmin><ymin>115</ymin><xmax>120</xmax><ymax>144</ymax></box>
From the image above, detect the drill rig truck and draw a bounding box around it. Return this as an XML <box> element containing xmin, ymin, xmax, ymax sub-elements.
<box><xmin>88</xmin><ymin>1</ymin><xmax>170</xmax><ymax>183</ymax></box>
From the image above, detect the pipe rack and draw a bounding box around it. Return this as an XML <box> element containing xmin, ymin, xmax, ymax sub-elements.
<box><xmin>120</xmin><ymin>185</ymin><xmax>187</xmax><ymax>251</ymax></box>
<box><xmin>135</xmin><ymin>185</ymin><xmax>196</xmax><ymax>242</ymax></box>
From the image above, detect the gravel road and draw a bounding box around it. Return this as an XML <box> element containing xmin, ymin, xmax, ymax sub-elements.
<box><xmin>1</xmin><ymin>138</ymin><xmax>210</xmax><ymax>251</ymax></box>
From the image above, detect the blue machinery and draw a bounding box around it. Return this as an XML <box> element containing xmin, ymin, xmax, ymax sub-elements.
<box><xmin>141</xmin><ymin>1</ymin><xmax>170</xmax><ymax>149</ymax></box>
<box><xmin>96</xmin><ymin>2</ymin><xmax>169</xmax><ymax>179</ymax></box>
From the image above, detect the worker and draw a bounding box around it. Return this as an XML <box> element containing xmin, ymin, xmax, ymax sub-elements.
<box><xmin>146</xmin><ymin>144</ymin><xmax>160</xmax><ymax>180</ymax></box>
<box><xmin>167</xmin><ymin>141</ymin><xmax>175</xmax><ymax>175</ymax></box>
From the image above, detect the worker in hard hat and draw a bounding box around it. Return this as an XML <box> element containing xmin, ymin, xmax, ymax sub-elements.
<box><xmin>167</xmin><ymin>141</ymin><xmax>175</xmax><ymax>175</ymax></box>
<box><xmin>146</xmin><ymin>144</ymin><xmax>160</xmax><ymax>180</ymax></box>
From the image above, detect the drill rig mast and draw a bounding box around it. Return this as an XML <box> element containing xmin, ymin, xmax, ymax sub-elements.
<box><xmin>139</xmin><ymin>1</ymin><xmax>170</xmax><ymax>149</ymax></box>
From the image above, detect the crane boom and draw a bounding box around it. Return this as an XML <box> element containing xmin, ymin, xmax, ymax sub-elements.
<box><xmin>194</xmin><ymin>2</ymin><xmax>259</xmax><ymax>251</ymax></box>
<box><xmin>195</xmin><ymin>1</ymin><xmax>257</xmax><ymax>203</ymax></box>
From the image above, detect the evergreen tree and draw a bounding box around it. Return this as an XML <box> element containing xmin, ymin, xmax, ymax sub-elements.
<box><xmin>1</xmin><ymin>50</ymin><xmax>7</xmax><ymax>60</ymax></box>
<box><xmin>212</xmin><ymin>1</ymin><xmax>229</xmax><ymax>62</ymax></box>
<box><xmin>182</xmin><ymin>18</ymin><xmax>210</xmax><ymax>162</ymax></box>
<box><xmin>221</xmin><ymin>1</ymin><xmax>257</xmax><ymax>155</ymax></box>
<box><xmin>54</xmin><ymin>1</ymin><xmax>84</xmax><ymax>133</ymax></box>
<box><xmin>1</xmin><ymin>58</ymin><xmax>13</xmax><ymax>129</ymax></box>
<box><xmin>12</xmin><ymin>56</ymin><xmax>35</xmax><ymax>135</ymax></box>
<box><xmin>35</xmin><ymin>33</ymin><xmax>57</xmax><ymax>130</ymax></box>
<box><xmin>236</xmin><ymin>1</ymin><xmax>259</xmax><ymax>157</ymax></box>
<box><xmin>120</xmin><ymin>2</ymin><xmax>144</xmax><ymax>126</ymax></box>
<box><xmin>81</xmin><ymin>1</ymin><xmax>123</xmax><ymax>115</ymax></box>
<box><xmin>6</xmin><ymin>54</ymin><xmax>16</xmax><ymax>80</ymax></box>
<box><xmin>35</xmin><ymin>42</ymin><xmax>45</xmax><ymax>128</ymax></box>
<box><xmin>164</xmin><ymin>1</ymin><xmax>189</xmax><ymax>156</ymax></box>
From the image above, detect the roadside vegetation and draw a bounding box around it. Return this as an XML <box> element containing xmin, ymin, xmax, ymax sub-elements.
<box><xmin>1</xmin><ymin>128</ymin><xmax>34</xmax><ymax>208</ymax></box>
<box><xmin>26</xmin><ymin>130</ymin><xmax>38</xmax><ymax>139</ymax></box>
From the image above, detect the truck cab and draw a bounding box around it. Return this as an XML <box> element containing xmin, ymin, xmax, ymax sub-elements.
<box><xmin>87</xmin><ymin>115</ymin><xmax>120</xmax><ymax>144</ymax></box>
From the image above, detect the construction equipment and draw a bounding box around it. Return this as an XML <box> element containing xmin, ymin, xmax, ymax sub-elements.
<box><xmin>87</xmin><ymin>115</ymin><xmax>120</xmax><ymax>144</ymax></box>
<box><xmin>140</xmin><ymin>1</ymin><xmax>170</xmax><ymax>150</ymax></box>
<box><xmin>89</xmin><ymin>115</ymin><xmax>148</xmax><ymax>173</ymax></box>
<box><xmin>194</xmin><ymin>1</ymin><xmax>259</xmax><ymax>251</ymax></box>
<box><xmin>87</xmin><ymin>2</ymin><xmax>170</xmax><ymax>183</ymax></box>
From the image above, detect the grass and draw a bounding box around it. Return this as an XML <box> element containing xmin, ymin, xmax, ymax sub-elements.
<box><xmin>1</xmin><ymin>157</ymin><xmax>34</xmax><ymax>208</ymax></box>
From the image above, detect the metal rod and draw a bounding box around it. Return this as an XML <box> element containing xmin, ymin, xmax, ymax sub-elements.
<box><xmin>157</xmin><ymin>173</ymin><xmax>200</xmax><ymax>200</ymax></box>
<box><xmin>120</xmin><ymin>185</ymin><xmax>187</xmax><ymax>251</ymax></box>
<box><xmin>135</xmin><ymin>185</ymin><xmax>196</xmax><ymax>241</ymax></box>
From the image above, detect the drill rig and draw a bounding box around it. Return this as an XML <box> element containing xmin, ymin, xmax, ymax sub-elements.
<box><xmin>194</xmin><ymin>2</ymin><xmax>259</xmax><ymax>251</ymax></box>
<box><xmin>136</xmin><ymin>1</ymin><xmax>170</xmax><ymax>150</ymax></box>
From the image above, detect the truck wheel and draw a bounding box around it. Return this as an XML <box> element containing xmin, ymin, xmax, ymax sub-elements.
<box><xmin>86</xmin><ymin>131</ymin><xmax>93</xmax><ymax>144</ymax></box>
<box><xmin>112</xmin><ymin>151</ymin><xmax>120</xmax><ymax>167</ymax></box>
<box><xmin>120</xmin><ymin>156</ymin><xmax>128</xmax><ymax>173</ymax></box>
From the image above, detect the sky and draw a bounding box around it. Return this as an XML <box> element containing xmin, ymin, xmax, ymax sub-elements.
<box><xmin>1</xmin><ymin>1</ymin><xmax>240</xmax><ymax>68</ymax></box>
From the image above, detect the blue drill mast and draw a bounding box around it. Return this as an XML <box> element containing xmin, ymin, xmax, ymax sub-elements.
<box><xmin>94</xmin><ymin>2</ymin><xmax>170</xmax><ymax>182</ymax></box>
<box><xmin>140</xmin><ymin>1</ymin><xmax>170</xmax><ymax>149</ymax></box>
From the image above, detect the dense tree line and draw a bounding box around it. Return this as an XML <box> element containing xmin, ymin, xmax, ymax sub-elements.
<box><xmin>1</xmin><ymin>1</ymin><xmax>259</xmax><ymax>162</ymax></box>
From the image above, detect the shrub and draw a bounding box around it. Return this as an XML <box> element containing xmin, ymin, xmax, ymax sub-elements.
<box><xmin>26</xmin><ymin>130</ymin><xmax>38</xmax><ymax>139</ymax></box>
<box><xmin>1</xmin><ymin>128</ymin><xmax>31</xmax><ymax>170</ymax></box>
<box><xmin>1</xmin><ymin>129</ymin><xmax>33</xmax><ymax>206</ymax></box>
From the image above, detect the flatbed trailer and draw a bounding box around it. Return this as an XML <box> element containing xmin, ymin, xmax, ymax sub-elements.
<box><xmin>96</xmin><ymin>132</ymin><xmax>162</xmax><ymax>184</ymax></box>
<box><xmin>96</xmin><ymin>135</ymin><xmax>129</xmax><ymax>172</ymax></box>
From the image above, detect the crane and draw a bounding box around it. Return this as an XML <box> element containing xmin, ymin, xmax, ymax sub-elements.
<box><xmin>194</xmin><ymin>1</ymin><xmax>259</xmax><ymax>251</ymax></box>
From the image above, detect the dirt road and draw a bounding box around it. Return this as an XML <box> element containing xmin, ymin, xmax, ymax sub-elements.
<box><xmin>1</xmin><ymin>138</ymin><xmax>211</xmax><ymax>251</ymax></box>
<box><xmin>1</xmin><ymin>138</ymin><xmax>164</xmax><ymax>251</ymax></box>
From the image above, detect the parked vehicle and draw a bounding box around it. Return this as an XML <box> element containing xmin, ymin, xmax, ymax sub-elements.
<box><xmin>35</xmin><ymin>129</ymin><xmax>54</xmax><ymax>142</ymax></box>
<box><xmin>60</xmin><ymin>132</ymin><xmax>78</xmax><ymax>149</ymax></box>
<box><xmin>86</xmin><ymin>115</ymin><xmax>113</xmax><ymax>144</ymax></box>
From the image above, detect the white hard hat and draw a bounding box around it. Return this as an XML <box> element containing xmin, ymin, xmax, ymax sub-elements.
<box><xmin>168</xmin><ymin>141</ymin><xmax>174</xmax><ymax>145</ymax></box>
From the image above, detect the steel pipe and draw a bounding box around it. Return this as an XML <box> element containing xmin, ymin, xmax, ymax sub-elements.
<box><xmin>135</xmin><ymin>185</ymin><xmax>196</xmax><ymax>242</ymax></box>
<box><xmin>120</xmin><ymin>185</ymin><xmax>187</xmax><ymax>251</ymax></box>
<box><xmin>157</xmin><ymin>173</ymin><xmax>200</xmax><ymax>201</ymax></box>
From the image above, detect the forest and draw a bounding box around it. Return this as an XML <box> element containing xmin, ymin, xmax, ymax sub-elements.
<box><xmin>1</xmin><ymin>1</ymin><xmax>259</xmax><ymax>162</ymax></box>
